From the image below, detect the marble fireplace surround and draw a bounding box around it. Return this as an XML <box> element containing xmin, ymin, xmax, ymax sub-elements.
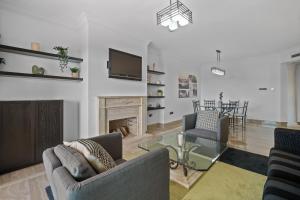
<box><xmin>99</xmin><ymin>96</ymin><xmax>147</xmax><ymax>136</ymax></box>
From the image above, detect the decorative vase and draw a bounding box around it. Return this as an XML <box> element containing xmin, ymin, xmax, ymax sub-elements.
<box><xmin>31</xmin><ymin>42</ymin><xmax>40</xmax><ymax>51</ymax></box>
<box><xmin>177</xmin><ymin>132</ymin><xmax>184</xmax><ymax>147</ymax></box>
<box><xmin>72</xmin><ymin>72</ymin><xmax>79</xmax><ymax>78</ymax></box>
<box><xmin>32</xmin><ymin>65</ymin><xmax>45</xmax><ymax>75</ymax></box>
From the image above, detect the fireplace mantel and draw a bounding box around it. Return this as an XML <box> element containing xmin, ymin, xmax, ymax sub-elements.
<box><xmin>98</xmin><ymin>96</ymin><xmax>147</xmax><ymax>136</ymax></box>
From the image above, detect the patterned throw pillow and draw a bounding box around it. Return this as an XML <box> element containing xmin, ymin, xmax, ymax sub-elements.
<box><xmin>64</xmin><ymin>139</ymin><xmax>116</xmax><ymax>173</ymax></box>
<box><xmin>195</xmin><ymin>110</ymin><xmax>219</xmax><ymax>131</ymax></box>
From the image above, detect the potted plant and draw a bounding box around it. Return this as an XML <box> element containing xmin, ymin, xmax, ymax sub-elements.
<box><xmin>53</xmin><ymin>46</ymin><xmax>69</xmax><ymax>72</ymax></box>
<box><xmin>70</xmin><ymin>67</ymin><xmax>80</xmax><ymax>78</ymax></box>
<box><xmin>157</xmin><ymin>89</ymin><xmax>163</xmax><ymax>96</ymax></box>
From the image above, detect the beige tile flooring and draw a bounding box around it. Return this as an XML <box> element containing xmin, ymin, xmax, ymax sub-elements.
<box><xmin>0</xmin><ymin>122</ymin><xmax>284</xmax><ymax>200</ymax></box>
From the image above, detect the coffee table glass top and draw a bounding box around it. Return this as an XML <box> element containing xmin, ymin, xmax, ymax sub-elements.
<box><xmin>138</xmin><ymin>131</ymin><xmax>227</xmax><ymax>171</ymax></box>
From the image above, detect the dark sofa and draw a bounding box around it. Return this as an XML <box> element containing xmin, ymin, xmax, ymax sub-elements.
<box><xmin>263</xmin><ymin>128</ymin><xmax>300</xmax><ymax>200</ymax></box>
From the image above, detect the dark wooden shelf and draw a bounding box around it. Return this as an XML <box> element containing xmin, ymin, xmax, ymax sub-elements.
<box><xmin>147</xmin><ymin>107</ymin><xmax>165</xmax><ymax>111</ymax></box>
<box><xmin>147</xmin><ymin>83</ymin><xmax>165</xmax><ymax>86</ymax></box>
<box><xmin>0</xmin><ymin>71</ymin><xmax>83</xmax><ymax>81</ymax></box>
<box><xmin>147</xmin><ymin>70</ymin><xmax>165</xmax><ymax>75</ymax></box>
<box><xmin>148</xmin><ymin>96</ymin><xmax>165</xmax><ymax>98</ymax></box>
<box><xmin>0</xmin><ymin>44</ymin><xmax>83</xmax><ymax>63</ymax></box>
<box><xmin>292</xmin><ymin>53</ymin><xmax>300</xmax><ymax>58</ymax></box>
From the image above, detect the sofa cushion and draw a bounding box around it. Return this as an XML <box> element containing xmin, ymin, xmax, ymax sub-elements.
<box><xmin>270</xmin><ymin>148</ymin><xmax>300</xmax><ymax>163</ymax></box>
<box><xmin>64</xmin><ymin>139</ymin><xmax>116</xmax><ymax>173</ymax></box>
<box><xmin>263</xmin><ymin>177</ymin><xmax>300</xmax><ymax>200</ymax></box>
<box><xmin>268</xmin><ymin>155</ymin><xmax>300</xmax><ymax>171</ymax></box>
<box><xmin>195</xmin><ymin>110</ymin><xmax>219</xmax><ymax>131</ymax></box>
<box><xmin>54</xmin><ymin>145</ymin><xmax>96</xmax><ymax>181</ymax></box>
<box><xmin>115</xmin><ymin>159</ymin><xmax>127</xmax><ymax>165</ymax></box>
<box><xmin>185</xmin><ymin>128</ymin><xmax>217</xmax><ymax>141</ymax></box>
<box><xmin>267</xmin><ymin>162</ymin><xmax>300</xmax><ymax>184</ymax></box>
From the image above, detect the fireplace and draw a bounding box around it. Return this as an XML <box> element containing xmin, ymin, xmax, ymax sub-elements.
<box><xmin>99</xmin><ymin>96</ymin><xmax>147</xmax><ymax>136</ymax></box>
<box><xmin>109</xmin><ymin>117</ymin><xmax>137</xmax><ymax>136</ymax></box>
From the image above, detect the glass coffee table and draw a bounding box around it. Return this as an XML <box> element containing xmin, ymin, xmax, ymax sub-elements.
<box><xmin>138</xmin><ymin>131</ymin><xmax>227</xmax><ymax>176</ymax></box>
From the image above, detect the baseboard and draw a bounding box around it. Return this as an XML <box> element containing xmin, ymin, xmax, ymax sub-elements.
<box><xmin>147</xmin><ymin>120</ymin><xmax>181</xmax><ymax>129</ymax></box>
<box><xmin>247</xmin><ymin>119</ymin><xmax>287</xmax><ymax>127</ymax></box>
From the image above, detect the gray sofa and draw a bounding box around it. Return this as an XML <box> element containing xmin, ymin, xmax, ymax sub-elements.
<box><xmin>182</xmin><ymin>112</ymin><xmax>229</xmax><ymax>144</ymax></box>
<box><xmin>43</xmin><ymin>133</ymin><xmax>170</xmax><ymax>200</ymax></box>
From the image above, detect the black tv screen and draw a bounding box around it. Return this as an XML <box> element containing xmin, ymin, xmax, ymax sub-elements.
<box><xmin>108</xmin><ymin>48</ymin><xmax>142</xmax><ymax>81</ymax></box>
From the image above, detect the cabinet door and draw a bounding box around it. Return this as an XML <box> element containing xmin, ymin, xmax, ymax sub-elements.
<box><xmin>0</xmin><ymin>101</ymin><xmax>35</xmax><ymax>174</ymax></box>
<box><xmin>35</xmin><ymin>101</ymin><xmax>63</xmax><ymax>162</ymax></box>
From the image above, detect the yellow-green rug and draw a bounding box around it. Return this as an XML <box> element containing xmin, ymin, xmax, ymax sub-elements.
<box><xmin>124</xmin><ymin>151</ymin><xmax>266</xmax><ymax>200</ymax></box>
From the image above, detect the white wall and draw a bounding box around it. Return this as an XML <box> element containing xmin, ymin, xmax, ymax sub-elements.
<box><xmin>147</xmin><ymin>43</ymin><xmax>165</xmax><ymax>125</ymax></box>
<box><xmin>86</xmin><ymin>20</ymin><xmax>147</xmax><ymax>137</ymax></box>
<box><xmin>0</xmin><ymin>9</ymin><xmax>148</xmax><ymax>139</ymax></box>
<box><xmin>0</xmin><ymin>9</ymin><xmax>85</xmax><ymax>140</ymax></box>
<box><xmin>201</xmin><ymin>53</ymin><xmax>281</xmax><ymax>121</ymax></box>
<box><xmin>163</xmin><ymin>55</ymin><xmax>201</xmax><ymax>123</ymax></box>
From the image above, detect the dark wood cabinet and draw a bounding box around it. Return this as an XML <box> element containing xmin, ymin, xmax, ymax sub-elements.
<box><xmin>0</xmin><ymin>100</ymin><xmax>63</xmax><ymax>174</ymax></box>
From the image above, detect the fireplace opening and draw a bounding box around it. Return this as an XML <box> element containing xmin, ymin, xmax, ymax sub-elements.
<box><xmin>109</xmin><ymin>117</ymin><xmax>137</xmax><ymax>138</ymax></box>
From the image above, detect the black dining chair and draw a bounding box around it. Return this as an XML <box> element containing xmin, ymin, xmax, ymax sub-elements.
<box><xmin>204</xmin><ymin>100</ymin><xmax>216</xmax><ymax>111</ymax></box>
<box><xmin>192</xmin><ymin>99</ymin><xmax>201</xmax><ymax>112</ymax></box>
<box><xmin>234</xmin><ymin>101</ymin><xmax>249</xmax><ymax>128</ymax></box>
<box><xmin>221</xmin><ymin>102</ymin><xmax>238</xmax><ymax>127</ymax></box>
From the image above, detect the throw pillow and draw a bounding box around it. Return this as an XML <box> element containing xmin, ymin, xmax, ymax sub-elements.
<box><xmin>195</xmin><ymin>110</ymin><xmax>219</xmax><ymax>131</ymax></box>
<box><xmin>64</xmin><ymin>139</ymin><xmax>116</xmax><ymax>173</ymax></box>
<box><xmin>54</xmin><ymin>145</ymin><xmax>96</xmax><ymax>181</ymax></box>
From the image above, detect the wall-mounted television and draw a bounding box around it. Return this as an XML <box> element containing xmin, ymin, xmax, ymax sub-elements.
<box><xmin>108</xmin><ymin>48</ymin><xmax>142</xmax><ymax>81</ymax></box>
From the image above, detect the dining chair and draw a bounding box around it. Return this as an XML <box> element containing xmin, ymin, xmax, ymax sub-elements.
<box><xmin>192</xmin><ymin>99</ymin><xmax>201</xmax><ymax>112</ymax></box>
<box><xmin>221</xmin><ymin>102</ymin><xmax>238</xmax><ymax>127</ymax></box>
<box><xmin>234</xmin><ymin>101</ymin><xmax>249</xmax><ymax>128</ymax></box>
<box><xmin>204</xmin><ymin>100</ymin><xmax>216</xmax><ymax>111</ymax></box>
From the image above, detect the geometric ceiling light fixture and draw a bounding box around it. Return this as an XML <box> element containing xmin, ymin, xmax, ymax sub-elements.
<box><xmin>157</xmin><ymin>0</ymin><xmax>193</xmax><ymax>32</ymax></box>
<box><xmin>211</xmin><ymin>50</ymin><xmax>226</xmax><ymax>76</ymax></box>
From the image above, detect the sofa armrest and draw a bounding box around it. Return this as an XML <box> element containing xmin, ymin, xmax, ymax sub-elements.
<box><xmin>90</xmin><ymin>133</ymin><xmax>122</xmax><ymax>161</ymax></box>
<box><xmin>53</xmin><ymin>148</ymin><xmax>170</xmax><ymax>200</ymax></box>
<box><xmin>216</xmin><ymin>116</ymin><xmax>229</xmax><ymax>144</ymax></box>
<box><xmin>182</xmin><ymin>113</ymin><xmax>197</xmax><ymax>131</ymax></box>
<box><xmin>274</xmin><ymin>128</ymin><xmax>300</xmax><ymax>155</ymax></box>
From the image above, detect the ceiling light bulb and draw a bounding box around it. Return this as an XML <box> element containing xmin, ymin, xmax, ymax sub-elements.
<box><xmin>169</xmin><ymin>20</ymin><xmax>178</xmax><ymax>31</ymax></box>
<box><xmin>173</xmin><ymin>14</ymin><xmax>189</xmax><ymax>26</ymax></box>
<box><xmin>161</xmin><ymin>18</ymin><xmax>171</xmax><ymax>27</ymax></box>
<box><xmin>211</xmin><ymin>67</ymin><xmax>225</xmax><ymax>76</ymax></box>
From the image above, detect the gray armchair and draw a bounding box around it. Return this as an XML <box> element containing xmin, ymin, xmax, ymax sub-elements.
<box><xmin>43</xmin><ymin>133</ymin><xmax>170</xmax><ymax>200</ymax></box>
<box><xmin>182</xmin><ymin>113</ymin><xmax>230</xmax><ymax>144</ymax></box>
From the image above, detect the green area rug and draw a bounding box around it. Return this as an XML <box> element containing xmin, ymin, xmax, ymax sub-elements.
<box><xmin>181</xmin><ymin>162</ymin><xmax>266</xmax><ymax>200</ymax></box>
<box><xmin>124</xmin><ymin>151</ymin><xmax>266</xmax><ymax>200</ymax></box>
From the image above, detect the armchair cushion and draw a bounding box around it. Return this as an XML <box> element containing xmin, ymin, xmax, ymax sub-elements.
<box><xmin>64</xmin><ymin>139</ymin><xmax>116</xmax><ymax>173</ymax></box>
<box><xmin>54</xmin><ymin>145</ymin><xmax>96</xmax><ymax>181</ymax></box>
<box><xmin>195</xmin><ymin>110</ymin><xmax>219</xmax><ymax>131</ymax></box>
<box><xmin>185</xmin><ymin>128</ymin><xmax>217</xmax><ymax>141</ymax></box>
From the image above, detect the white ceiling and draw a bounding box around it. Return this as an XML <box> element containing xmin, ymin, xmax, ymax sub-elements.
<box><xmin>1</xmin><ymin>0</ymin><xmax>300</xmax><ymax>64</ymax></box>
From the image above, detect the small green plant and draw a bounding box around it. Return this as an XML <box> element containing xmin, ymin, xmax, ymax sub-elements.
<box><xmin>70</xmin><ymin>67</ymin><xmax>80</xmax><ymax>73</ymax></box>
<box><xmin>0</xmin><ymin>58</ymin><xmax>5</xmax><ymax>65</ymax></box>
<box><xmin>157</xmin><ymin>89</ymin><xmax>163</xmax><ymax>96</ymax></box>
<box><xmin>53</xmin><ymin>46</ymin><xmax>69</xmax><ymax>72</ymax></box>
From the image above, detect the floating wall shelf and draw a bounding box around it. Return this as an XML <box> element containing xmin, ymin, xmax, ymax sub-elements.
<box><xmin>0</xmin><ymin>71</ymin><xmax>83</xmax><ymax>81</ymax></box>
<box><xmin>147</xmin><ymin>107</ymin><xmax>165</xmax><ymax>111</ymax></box>
<box><xmin>147</xmin><ymin>70</ymin><xmax>165</xmax><ymax>75</ymax></box>
<box><xmin>147</xmin><ymin>83</ymin><xmax>165</xmax><ymax>86</ymax></box>
<box><xmin>148</xmin><ymin>96</ymin><xmax>165</xmax><ymax>98</ymax></box>
<box><xmin>0</xmin><ymin>44</ymin><xmax>83</xmax><ymax>63</ymax></box>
